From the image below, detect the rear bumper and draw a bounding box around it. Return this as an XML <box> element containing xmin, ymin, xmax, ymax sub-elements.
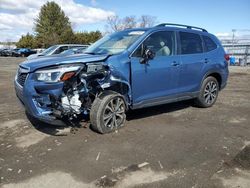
<box><xmin>220</xmin><ymin>66</ymin><xmax>229</xmax><ymax>90</ymax></box>
<box><xmin>220</xmin><ymin>82</ymin><xmax>227</xmax><ymax>90</ymax></box>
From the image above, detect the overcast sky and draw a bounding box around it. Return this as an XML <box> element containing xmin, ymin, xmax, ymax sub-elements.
<box><xmin>0</xmin><ymin>0</ymin><xmax>250</xmax><ymax>42</ymax></box>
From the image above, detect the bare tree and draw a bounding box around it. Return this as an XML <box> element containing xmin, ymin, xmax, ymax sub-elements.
<box><xmin>106</xmin><ymin>15</ymin><xmax>122</xmax><ymax>32</ymax></box>
<box><xmin>122</xmin><ymin>16</ymin><xmax>137</xmax><ymax>29</ymax></box>
<box><xmin>5</xmin><ymin>39</ymin><xmax>12</xmax><ymax>49</ymax></box>
<box><xmin>139</xmin><ymin>15</ymin><xmax>157</xmax><ymax>28</ymax></box>
<box><xmin>105</xmin><ymin>15</ymin><xmax>157</xmax><ymax>33</ymax></box>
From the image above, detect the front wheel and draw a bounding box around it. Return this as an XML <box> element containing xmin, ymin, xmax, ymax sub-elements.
<box><xmin>90</xmin><ymin>92</ymin><xmax>126</xmax><ymax>134</ymax></box>
<box><xmin>195</xmin><ymin>76</ymin><xmax>219</xmax><ymax>108</ymax></box>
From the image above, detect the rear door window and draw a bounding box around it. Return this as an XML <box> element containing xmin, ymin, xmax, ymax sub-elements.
<box><xmin>203</xmin><ymin>36</ymin><xmax>217</xmax><ymax>52</ymax></box>
<box><xmin>179</xmin><ymin>32</ymin><xmax>203</xmax><ymax>54</ymax></box>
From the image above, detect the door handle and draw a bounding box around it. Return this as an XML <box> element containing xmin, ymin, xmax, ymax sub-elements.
<box><xmin>171</xmin><ymin>61</ymin><xmax>180</xmax><ymax>66</ymax></box>
<box><xmin>204</xmin><ymin>58</ymin><xmax>209</xmax><ymax>63</ymax></box>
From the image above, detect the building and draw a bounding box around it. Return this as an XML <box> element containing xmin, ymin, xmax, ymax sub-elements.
<box><xmin>223</xmin><ymin>43</ymin><xmax>250</xmax><ymax>65</ymax></box>
<box><xmin>218</xmin><ymin>30</ymin><xmax>250</xmax><ymax>65</ymax></box>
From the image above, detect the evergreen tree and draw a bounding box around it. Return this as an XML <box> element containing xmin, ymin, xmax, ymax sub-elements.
<box><xmin>16</xmin><ymin>33</ymin><xmax>36</xmax><ymax>48</ymax></box>
<box><xmin>35</xmin><ymin>1</ymin><xmax>75</xmax><ymax>48</ymax></box>
<box><xmin>74</xmin><ymin>31</ymin><xmax>102</xmax><ymax>44</ymax></box>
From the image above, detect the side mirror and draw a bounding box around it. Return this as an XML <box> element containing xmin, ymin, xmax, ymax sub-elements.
<box><xmin>140</xmin><ymin>48</ymin><xmax>155</xmax><ymax>64</ymax></box>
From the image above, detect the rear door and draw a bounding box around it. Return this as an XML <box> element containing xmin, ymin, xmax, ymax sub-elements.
<box><xmin>178</xmin><ymin>32</ymin><xmax>206</xmax><ymax>93</ymax></box>
<box><xmin>130</xmin><ymin>31</ymin><xmax>181</xmax><ymax>105</ymax></box>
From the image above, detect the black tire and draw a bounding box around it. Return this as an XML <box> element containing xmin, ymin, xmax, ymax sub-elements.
<box><xmin>90</xmin><ymin>91</ymin><xmax>126</xmax><ymax>134</ymax></box>
<box><xmin>195</xmin><ymin>76</ymin><xmax>219</xmax><ymax>108</ymax></box>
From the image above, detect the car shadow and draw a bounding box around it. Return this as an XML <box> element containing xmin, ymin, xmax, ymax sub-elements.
<box><xmin>126</xmin><ymin>100</ymin><xmax>194</xmax><ymax>121</ymax></box>
<box><xmin>25</xmin><ymin>112</ymin><xmax>74</xmax><ymax>136</ymax></box>
<box><xmin>25</xmin><ymin>100</ymin><xmax>194</xmax><ymax>135</ymax></box>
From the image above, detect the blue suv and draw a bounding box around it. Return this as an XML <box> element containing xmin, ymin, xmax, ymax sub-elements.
<box><xmin>15</xmin><ymin>23</ymin><xmax>229</xmax><ymax>134</ymax></box>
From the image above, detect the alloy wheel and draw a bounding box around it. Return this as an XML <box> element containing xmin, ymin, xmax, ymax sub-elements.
<box><xmin>203</xmin><ymin>81</ymin><xmax>218</xmax><ymax>105</ymax></box>
<box><xmin>103</xmin><ymin>97</ymin><xmax>125</xmax><ymax>130</ymax></box>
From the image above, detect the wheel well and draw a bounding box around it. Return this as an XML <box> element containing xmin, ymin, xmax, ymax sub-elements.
<box><xmin>98</xmin><ymin>89</ymin><xmax>129</xmax><ymax>110</ymax></box>
<box><xmin>106</xmin><ymin>82</ymin><xmax>129</xmax><ymax>96</ymax></box>
<box><xmin>207</xmin><ymin>73</ymin><xmax>222</xmax><ymax>89</ymax></box>
<box><xmin>102</xmin><ymin>82</ymin><xmax>131</xmax><ymax>105</ymax></box>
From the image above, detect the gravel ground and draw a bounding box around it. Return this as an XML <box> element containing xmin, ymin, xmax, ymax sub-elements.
<box><xmin>0</xmin><ymin>57</ymin><xmax>250</xmax><ymax>188</ymax></box>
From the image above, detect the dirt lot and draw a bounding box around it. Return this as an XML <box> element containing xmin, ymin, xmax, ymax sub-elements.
<box><xmin>0</xmin><ymin>57</ymin><xmax>250</xmax><ymax>188</ymax></box>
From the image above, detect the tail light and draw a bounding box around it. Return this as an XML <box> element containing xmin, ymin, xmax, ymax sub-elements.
<box><xmin>224</xmin><ymin>54</ymin><xmax>230</xmax><ymax>61</ymax></box>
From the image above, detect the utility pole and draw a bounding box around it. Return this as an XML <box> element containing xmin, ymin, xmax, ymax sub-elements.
<box><xmin>230</xmin><ymin>29</ymin><xmax>250</xmax><ymax>65</ymax></box>
<box><xmin>245</xmin><ymin>46</ymin><xmax>249</xmax><ymax>65</ymax></box>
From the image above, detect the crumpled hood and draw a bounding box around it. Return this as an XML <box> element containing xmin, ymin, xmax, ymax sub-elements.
<box><xmin>20</xmin><ymin>54</ymin><xmax>109</xmax><ymax>72</ymax></box>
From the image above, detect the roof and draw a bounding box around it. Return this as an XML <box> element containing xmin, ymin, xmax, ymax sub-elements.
<box><xmin>155</xmin><ymin>23</ymin><xmax>208</xmax><ymax>32</ymax></box>
<box><xmin>124</xmin><ymin>23</ymin><xmax>209</xmax><ymax>35</ymax></box>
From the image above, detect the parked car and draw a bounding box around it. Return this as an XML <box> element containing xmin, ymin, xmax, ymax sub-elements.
<box><xmin>33</xmin><ymin>48</ymin><xmax>45</xmax><ymax>53</ymax></box>
<box><xmin>15</xmin><ymin>23</ymin><xmax>229</xmax><ymax>134</ymax></box>
<box><xmin>27</xmin><ymin>44</ymin><xmax>89</xmax><ymax>60</ymax></box>
<box><xmin>16</xmin><ymin>48</ymin><xmax>37</xmax><ymax>57</ymax></box>
<box><xmin>0</xmin><ymin>49</ymin><xmax>12</xmax><ymax>56</ymax></box>
<box><xmin>59</xmin><ymin>46</ymin><xmax>88</xmax><ymax>56</ymax></box>
<box><xmin>11</xmin><ymin>48</ymin><xmax>20</xmax><ymax>57</ymax></box>
<box><xmin>0</xmin><ymin>49</ymin><xmax>6</xmax><ymax>56</ymax></box>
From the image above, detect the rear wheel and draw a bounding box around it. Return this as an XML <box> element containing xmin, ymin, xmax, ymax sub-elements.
<box><xmin>90</xmin><ymin>91</ymin><xmax>126</xmax><ymax>134</ymax></box>
<box><xmin>195</xmin><ymin>76</ymin><xmax>219</xmax><ymax>108</ymax></box>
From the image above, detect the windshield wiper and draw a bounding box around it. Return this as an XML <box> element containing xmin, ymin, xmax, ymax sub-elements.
<box><xmin>84</xmin><ymin>52</ymin><xmax>102</xmax><ymax>55</ymax></box>
<box><xmin>84</xmin><ymin>52</ymin><xmax>114</xmax><ymax>56</ymax></box>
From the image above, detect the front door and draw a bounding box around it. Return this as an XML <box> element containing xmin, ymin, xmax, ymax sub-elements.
<box><xmin>130</xmin><ymin>31</ymin><xmax>181</xmax><ymax>106</ymax></box>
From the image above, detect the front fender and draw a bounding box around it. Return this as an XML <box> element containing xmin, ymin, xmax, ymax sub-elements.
<box><xmin>99</xmin><ymin>65</ymin><xmax>132</xmax><ymax>105</ymax></box>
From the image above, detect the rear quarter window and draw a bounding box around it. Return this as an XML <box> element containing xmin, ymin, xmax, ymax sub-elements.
<box><xmin>202</xmin><ymin>35</ymin><xmax>217</xmax><ymax>52</ymax></box>
<box><xmin>179</xmin><ymin>32</ymin><xmax>203</xmax><ymax>54</ymax></box>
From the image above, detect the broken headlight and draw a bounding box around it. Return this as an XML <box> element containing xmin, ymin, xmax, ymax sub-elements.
<box><xmin>35</xmin><ymin>65</ymin><xmax>81</xmax><ymax>83</ymax></box>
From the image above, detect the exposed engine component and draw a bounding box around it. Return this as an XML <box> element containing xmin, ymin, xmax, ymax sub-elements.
<box><xmin>61</xmin><ymin>92</ymin><xmax>82</xmax><ymax>114</ymax></box>
<box><xmin>86</xmin><ymin>63</ymin><xmax>105</xmax><ymax>73</ymax></box>
<box><xmin>51</xmin><ymin>63</ymin><xmax>109</xmax><ymax>121</ymax></box>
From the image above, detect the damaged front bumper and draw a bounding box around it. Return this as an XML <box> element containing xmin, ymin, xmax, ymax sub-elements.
<box><xmin>14</xmin><ymin>61</ymin><xmax>132</xmax><ymax>126</ymax></box>
<box><xmin>14</xmin><ymin>72</ymin><xmax>67</xmax><ymax>126</ymax></box>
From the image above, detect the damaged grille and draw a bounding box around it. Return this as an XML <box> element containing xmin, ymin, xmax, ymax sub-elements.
<box><xmin>17</xmin><ymin>73</ymin><xmax>28</xmax><ymax>87</ymax></box>
<box><xmin>16</xmin><ymin>67</ymin><xmax>29</xmax><ymax>87</ymax></box>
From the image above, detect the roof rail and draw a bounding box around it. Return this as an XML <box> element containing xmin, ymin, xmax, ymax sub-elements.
<box><xmin>156</xmin><ymin>23</ymin><xmax>208</xmax><ymax>32</ymax></box>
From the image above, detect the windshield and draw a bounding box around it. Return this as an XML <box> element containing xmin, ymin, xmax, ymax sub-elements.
<box><xmin>41</xmin><ymin>45</ymin><xmax>58</xmax><ymax>55</ymax></box>
<box><xmin>60</xmin><ymin>49</ymin><xmax>74</xmax><ymax>55</ymax></box>
<box><xmin>85</xmin><ymin>30</ymin><xmax>145</xmax><ymax>55</ymax></box>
